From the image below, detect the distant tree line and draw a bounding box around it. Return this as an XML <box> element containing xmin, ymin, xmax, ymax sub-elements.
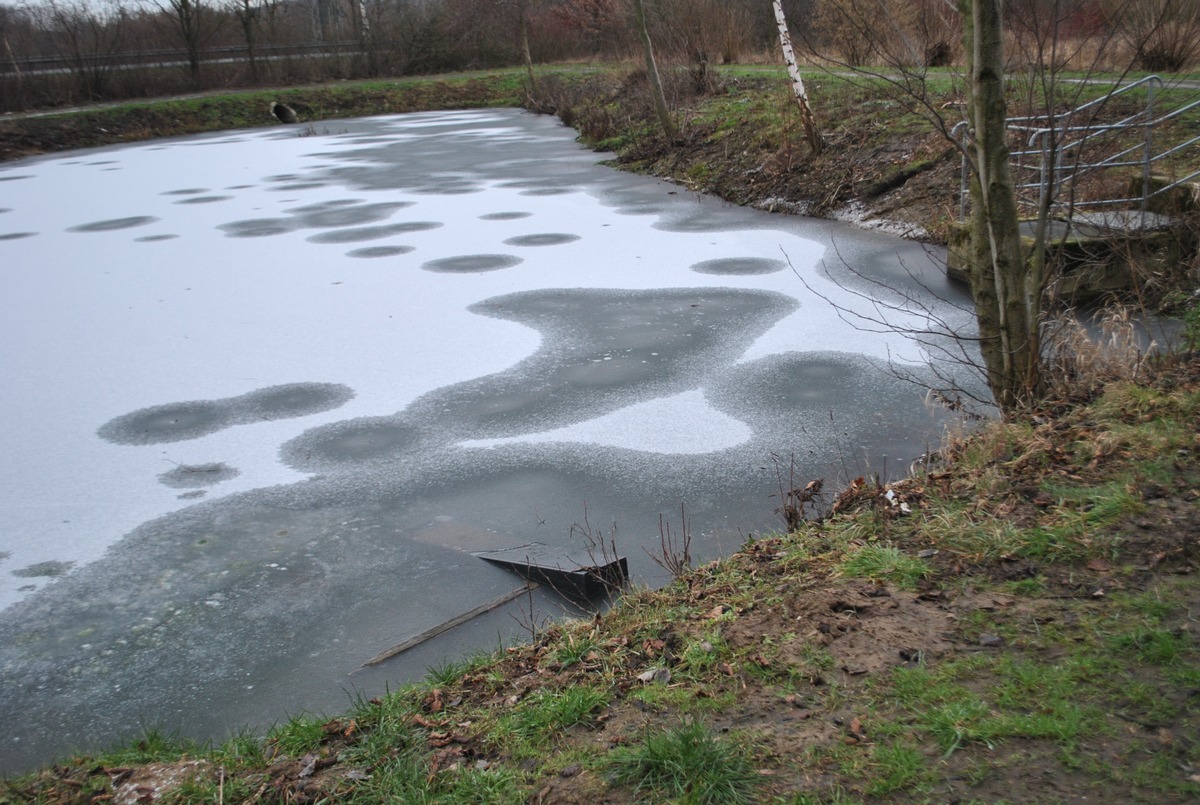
<box><xmin>2</xmin><ymin>0</ymin><xmax>1196</xmax><ymax>112</ymax></box>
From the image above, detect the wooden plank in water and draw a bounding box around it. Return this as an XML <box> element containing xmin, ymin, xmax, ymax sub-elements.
<box><xmin>361</xmin><ymin>582</ymin><xmax>538</xmax><ymax>668</ymax></box>
<box><xmin>473</xmin><ymin>542</ymin><xmax>628</xmax><ymax>600</ymax></box>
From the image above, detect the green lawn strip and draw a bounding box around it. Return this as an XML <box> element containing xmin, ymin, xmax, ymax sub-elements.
<box><xmin>850</xmin><ymin>579</ymin><xmax>1199</xmax><ymax>799</ymax></box>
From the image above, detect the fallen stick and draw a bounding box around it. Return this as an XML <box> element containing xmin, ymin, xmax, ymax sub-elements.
<box><xmin>361</xmin><ymin>582</ymin><xmax>539</xmax><ymax>668</ymax></box>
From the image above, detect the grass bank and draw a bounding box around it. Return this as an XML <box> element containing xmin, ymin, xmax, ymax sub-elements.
<box><xmin>3</xmin><ymin>355</ymin><xmax>1198</xmax><ymax>803</ymax></box>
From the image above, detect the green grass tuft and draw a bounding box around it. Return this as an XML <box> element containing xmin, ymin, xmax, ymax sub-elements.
<box><xmin>606</xmin><ymin>720</ymin><xmax>760</xmax><ymax>804</ymax></box>
<box><xmin>839</xmin><ymin>544</ymin><xmax>930</xmax><ymax>589</ymax></box>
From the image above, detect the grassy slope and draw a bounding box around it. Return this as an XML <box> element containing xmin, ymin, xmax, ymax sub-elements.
<box><xmin>1</xmin><ymin>67</ymin><xmax>1199</xmax><ymax>803</ymax></box>
<box><xmin>4</xmin><ymin>362</ymin><xmax>1197</xmax><ymax>803</ymax></box>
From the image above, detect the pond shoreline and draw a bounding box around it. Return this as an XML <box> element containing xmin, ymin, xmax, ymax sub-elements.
<box><xmin>0</xmin><ymin>68</ymin><xmax>957</xmax><ymax>247</ymax></box>
<box><xmin>3</xmin><ymin>70</ymin><xmax>1199</xmax><ymax>803</ymax></box>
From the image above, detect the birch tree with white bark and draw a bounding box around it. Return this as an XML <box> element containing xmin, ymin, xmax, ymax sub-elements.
<box><xmin>772</xmin><ymin>0</ymin><xmax>823</xmax><ymax>154</ymax></box>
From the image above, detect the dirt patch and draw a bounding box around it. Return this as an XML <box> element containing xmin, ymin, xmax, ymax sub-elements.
<box><xmin>109</xmin><ymin>760</ymin><xmax>213</xmax><ymax>804</ymax></box>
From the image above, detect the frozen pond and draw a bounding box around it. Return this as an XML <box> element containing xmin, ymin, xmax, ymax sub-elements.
<box><xmin>0</xmin><ymin>108</ymin><xmax>981</xmax><ymax>772</ymax></box>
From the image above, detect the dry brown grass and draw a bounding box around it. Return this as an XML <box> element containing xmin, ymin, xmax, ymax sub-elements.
<box><xmin>1044</xmin><ymin>306</ymin><xmax>1156</xmax><ymax>397</ymax></box>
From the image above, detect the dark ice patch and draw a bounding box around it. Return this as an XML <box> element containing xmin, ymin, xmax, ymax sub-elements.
<box><xmin>0</xmin><ymin>175</ymin><xmax>33</xmax><ymax>182</ymax></box>
<box><xmin>285</xmin><ymin>199</ymin><xmax>363</xmax><ymax>213</ymax></box>
<box><xmin>395</xmin><ymin>288</ymin><xmax>799</xmax><ymax>437</ymax></box>
<box><xmin>614</xmin><ymin>202</ymin><xmax>666</xmax><ymax>216</ymax></box>
<box><xmin>520</xmin><ymin>188</ymin><xmax>575</xmax><ymax>196</ymax></box>
<box><xmin>218</xmin><ymin>218</ymin><xmax>298</xmax><ymax>238</ymax></box>
<box><xmin>703</xmin><ymin>351</ymin><xmax>960</xmax><ymax>467</ymax></box>
<box><xmin>422</xmin><ymin>254</ymin><xmax>522</xmax><ymax>273</ymax></box>
<box><xmin>99</xmin><ymin>400</ymin><xmax>232</xmax><ymax>445</ymax></box>
<box><xmin>504</xmin><ymin>234</ymin><xmax>580</xmax><ymax>247</ymax></box>
<box><xmin>174</xmin><ymin>196</ymin><xmax>233</xmax><ymax>205</ymax></box>
<box><xmin>0</xmin><ymin>232</ymin><xmax>36</xmax><ymax>240</ymax></box>
<box><xmin>411</xmin><ymin>184</ymin><xmax>481</xmax><ymax>195</ymax></box>
<box><xmin>158</xmin><ymin>463</ymin><xmax>241</xmax><ymax>489</ymax></box>
<box><xmin>13</xmin><ymin>561</ymin><xmax>74</xmax><ymax>578</ymax></box>
<box><xmin>161</xmin><ymin>188</ymin><xmax>209</xmax><ymax>196</ymax></box>
<box><xmin>306</xmin><ymin>221</ymin><xmax>440</xmax><ymax>244</ymax></box>
<box><xmin>690</xmin><ymin>257</ymin><xmax>787</xmax><ymax>276</ymax></box>
<box><xmin>268</xmin><ymin>182</ymin><xmax>327</xmax><ymax>191</ymax></box>
<box><xmin>291</xmin><ymin>201</ymin><xmax>409</xmax><ymax>228</ymax></box>
<box><xmin>241</xmin><ymin>382</ymin><xmax>355</xmax><ymax>420</ymax></box>
<box><xmin>68</xmin><ymin>216</ymin><xmax>159</xmax><ymax>233</ymax></box>
<box><xmin>347</xmin><ymin>246</ymin><xmax>415</xmax><ymax>258</ymax></box>
<box><xmin>281</xmin><ymin>418</ymin><xmax>420</xmax><ymax>469</ymax></box>
<box><xmin>135</xmin><ymin>234</ymin><xmax>180</xmax><ymax>242</ymax></box>
<box><xmin>479</xmin><ymin>212</ymin><xmax>532</xmax><ymax>221</ymax></box>
<box><xmin>98</xmin><ymin>382</ymin><xmax>354</xmax><ymax>445</ymax></box>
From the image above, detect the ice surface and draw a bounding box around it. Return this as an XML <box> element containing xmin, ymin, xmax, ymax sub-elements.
<box><xmin>0</xmin><ymin>109</ymin><xmax>983</xmax><ymax>772</ymax></box>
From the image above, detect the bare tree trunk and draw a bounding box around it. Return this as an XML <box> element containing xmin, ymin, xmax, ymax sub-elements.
<box><xmin>961</xmin><ymin>0</ymin><xmax>1041</xmax><ymax>412</ymax></box>
<box><xmin>233</xmin><ymin>0</ymin><xmax>258</xmax><ymax>81</ymax></box>
<box><xmin>772</xmin><ymin>0</ymin><xmax>823</xmax><ymax>154</ymax></box>
<box><xmin>158</xmin><ymin>0</ymin><xmax>206</xmax><ymax>82</ymax></box>
<box><xmin>519</xmin><ymin>0</ymin><xmax>537</xmax><ymax>98</ymax></box>
<box><xmin>631</xmin><ymin>0</ymin><xmax>677</xmax><ymax>141</ymax></box>
<box><xmin>2</xmin><ymin>31</ymin><xmax>22</xmax><ymax>109</ymax></box>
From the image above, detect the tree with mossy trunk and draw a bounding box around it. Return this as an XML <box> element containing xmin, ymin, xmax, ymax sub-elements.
<box><xmin>959</xmin><ymin>0</ymin><xmax>1042</xmax><ymax>411</ymax></box>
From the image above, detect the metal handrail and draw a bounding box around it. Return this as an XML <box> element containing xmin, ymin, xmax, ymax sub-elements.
<box><xmin>958</xmin><ymin>75</ymin><xmax>1200</xmax><ymax>222</ymax></box>
<box><xmin>1005</xmin><ymin>74</ymin><xmax>1164</xmax><ymax>131</ymax></box>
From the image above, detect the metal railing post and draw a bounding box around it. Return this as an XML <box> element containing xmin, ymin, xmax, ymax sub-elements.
<box><xmin>1141</xmin><ymin>79</ymin><xmax>1156</xmax><ymax>212</ymax></box>
<box><xmin>955</xmin><ymin>121</ymin><xmax>970</xmax><ymax>221</ymax></box>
